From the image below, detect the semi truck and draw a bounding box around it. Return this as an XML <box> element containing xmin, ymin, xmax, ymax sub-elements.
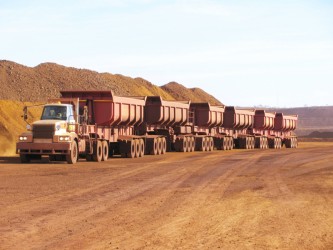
<box><xmin>16</xmin><ymin>90</ymin><xmax>298</xmax><ymax>164</ymax></box>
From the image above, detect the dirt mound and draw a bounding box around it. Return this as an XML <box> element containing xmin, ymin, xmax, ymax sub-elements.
<box><xmin>161</xmin><ymin>82</ymin><xmax>222</xmax><ymax>105</ymax></box>
<box><xmin>0</xmin><ymin>100</ymin><xmax>42</xmax><ymax>156</ymax></box>
<box><xmin>0</xmin><ymin>60</ymin><xmax>220</xmax><ymax>103</ymax></box>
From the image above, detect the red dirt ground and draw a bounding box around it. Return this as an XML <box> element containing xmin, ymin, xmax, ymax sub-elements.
<box><xmin>0</xmin><ymin>142</ymin><xmax>332</xmax><ymax>249</ymax></box>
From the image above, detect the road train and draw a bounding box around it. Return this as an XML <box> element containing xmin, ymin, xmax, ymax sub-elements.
<box><xmin>16</xmin><ymin>90</ymin><xmax>298</xmax><ymax>164</ymax></box>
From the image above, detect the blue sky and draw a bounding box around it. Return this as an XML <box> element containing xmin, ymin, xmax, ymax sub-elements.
<box><xmin>1</xmin><ymin>0</ymin><xmax>332</xmax><ymax>107</ymax></box>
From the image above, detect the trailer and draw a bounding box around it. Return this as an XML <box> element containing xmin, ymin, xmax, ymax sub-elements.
<box><xmin>190</xmin><ymin>102</ymin><xmax>233</xmax><ymax>151</ymax></box>
<box><xmin>223</xmin><ymin>106</ymin><xmax>256</xmax><ymax>149</ymax></box>
<box><xmin>274</xmin><ymin>113</ymin><xmax>298</xmax><ymax>148</ymax></box>
<box><xmin>252</xmin><ymin>110</ymin><xmax>276</xmax><ymax>149</ymax></box>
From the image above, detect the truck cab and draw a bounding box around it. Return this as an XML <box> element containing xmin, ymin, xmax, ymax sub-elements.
<box><xmin>16</xmin><ymin>101</ymin><xmax>80</xmax><ymax>164</ymax></box>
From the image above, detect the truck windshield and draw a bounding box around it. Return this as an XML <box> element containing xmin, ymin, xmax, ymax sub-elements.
<box><xmin>41</xmin><ymin>106</ymin><xmax>67</xmax><ymax>120</ymax></box>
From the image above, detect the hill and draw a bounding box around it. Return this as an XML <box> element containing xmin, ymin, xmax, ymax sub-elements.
<box><xmin>161</xmin><ymin>82</ymin><xmax>222</xmax><ymax>105</ymax></box>
<box><xmin>268</xmin><ymin>106</ymin><xmax>333</xmax><ymax>136</ymax></box>
<box><xmin>0</xmin><ymin>60</ymin><xmax>221</xmax><ymax>104</ymax></box>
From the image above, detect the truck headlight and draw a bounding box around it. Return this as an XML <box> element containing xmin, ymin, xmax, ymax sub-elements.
<box><xmin>59</xmin><ymin>136</ymin><xmax>71</xmax><ymax>142</ymax></box>
<box><xmin>18</xmin><ymin>135</ymin><xmax>32</xmax><ymax>142</ymax></box>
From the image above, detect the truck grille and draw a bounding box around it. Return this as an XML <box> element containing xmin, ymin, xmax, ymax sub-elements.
<box><xmin>33</xmin><ymin>124</ymin><xmax>55</xmax><ymax>139</ymax></box>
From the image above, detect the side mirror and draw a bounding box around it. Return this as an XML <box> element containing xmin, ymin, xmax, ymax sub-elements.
<box><xmin>23</xmin><ymin>106</ymin><xmax>28</xmax><ymax>121</ymax></box>
<box><xmin>26</xmin><ymin>124</ymin><xmax>31</xmax><ymax>131</ymax></box>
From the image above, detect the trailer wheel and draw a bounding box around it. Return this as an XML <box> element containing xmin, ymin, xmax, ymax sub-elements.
<box><xmin>128</xmin><ymin>140</ymin><xmax>136</xmax><ymax>158</ymax></box>
<box><xmin>161</xmin><ymin>138</ymin><xmax>167</xmax><ymax>154</ymax></box>
<box><xmin>190</xmin><ymin>137</ymin><xmax>195</xmax><ymax>152</ymax></box>
<box><xmin>134</xmin><ymin>140</ymin><xmax>140</xmax><ymax>158</ymax></box>
<box><xmin>226</xmin><ymin>137</ymin><xmax>230</xmax><ymax>150</ymax></box>
<box><xmin>102</xmin><ymin>141</ymin><xmax>109</xmax><ymax>161</ymax></box>
<box><xmin>139</xmin><ymin>139</ymin><xmax>145</xmax><ymax>157</ymax></box>
<box><xmin>93</xmin><ymin>141</ymin><xmax>103</xmax><ymax>162</ymax></box>
<box><xmin>265</xmin><ymin>138</ymin><xmax>268</xmax><ymax>149</ymax></box>
<box><xmin>20</xmin><ymin>154</ymin><xmax>31</xmax><ymax>163</ymax></box>
<box><xmin>200</xmin><ymin>137</ymin><xmax>205</xmax><ymax>151</ymax></box>
<box><xmin>66</xmin><ymin>141</ymin><xmax>78</xmax><ymax>164</ymax></box>
<box><xmin>208</xmin><ymin>137</ymin><xmax>213</xmax><ymax>151</ymax></box>
<box><xmin>156</xmin><ymin>138</ymin><xmax>162</xmax><ymax>155</ymax></box>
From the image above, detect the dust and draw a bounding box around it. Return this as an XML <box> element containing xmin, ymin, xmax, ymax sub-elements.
<box><xmin>0</xmin><ymin>136</ymin><xmax>16</xmax><ymax>156</ymax></box>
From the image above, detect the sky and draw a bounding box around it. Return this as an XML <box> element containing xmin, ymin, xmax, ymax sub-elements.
<box><xmin>0</xmin><ymin>0</ymin><xmax>332</xmax><ymax>107</ymax></box>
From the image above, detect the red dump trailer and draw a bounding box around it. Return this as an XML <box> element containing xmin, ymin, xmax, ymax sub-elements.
<box><xmin>190</xmin><ymin>103</ymin><xmax>233</xmax><ymax>150</ymax></box>
<box><xmin>223</xmin><ymin>107</ymin><xmax>256</xmax><ymax>149</ymax></box>
<box><xmin>274</xmin><ymin>113</ymin><xmax>298</xmax><ymax>148</ymax></box>
<box><xmin>140</xmin><ymin>96</ymin><xmax>197</xmax><ymax>152</ymax></box>
<box><xmin>252</xmin><ymin>110</ymin><xmax>276</xmax><ymax>149</ymax></box>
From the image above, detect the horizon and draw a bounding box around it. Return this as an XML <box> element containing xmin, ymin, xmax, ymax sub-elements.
<box><xmin>1</xmin><ymin>0</ymin><xmax>332</xmax><ymax>107</ymax></box>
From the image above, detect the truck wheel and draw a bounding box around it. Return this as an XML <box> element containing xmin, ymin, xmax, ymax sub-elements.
<box><xmin>93</xmin><ymin>141</ymin><xmax>103</xmax><ymax>162</ymax></box>
<box><xmin>161</xmin><ymin>138</ymin><xmax>166</xmax><ymax>154</ymax></box>
<box><xmin>128</xmin><ymin>140</ymin><xmax>136</xmax><ymax>158</ymax></box>
<box><xmin>66</xmin><ymin>142</ymin><xmax>78</xmax><ymax>164</ymax></box>
<box><xmin>139</xmin><ymin>139</ymin><xmax>145</xmax><ymax>157</ymax></box>
<box><xmin>156</xmin><ymin>138</ymin><xmax>161</xmax><ymax>155</ymax></box>
<box><xmin>182</xmin><ymin>138</ymin><xmax>188</xmax><ymax>153</ymax></box>
<box><xmin>222</xmin><ymin>138</ymin><xmax>227</xmax><ymax>151</ymax></box>
<box><xmin>20</xmin><ymin>154</ymin><xmax>31</xmax><ymax>163</ymax></box>
<box><xmin>134</xmin><ymin>140</ymin><xmax>140</xmax><ymax>158</ymax></box>
<box><xmin>102</xmin><ymin>141</ymin><xmax>109</xmax><ymax>161</ymax></box>
<box><xmin>230</xmin><ymin>137</ymin><xmax>234</xmax><ymax>150</ymax></box>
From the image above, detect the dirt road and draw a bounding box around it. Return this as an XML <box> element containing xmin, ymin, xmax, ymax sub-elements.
<box><xmin>0</xmin><ymin>142</ymin><xmax>332</xmax><ymax>249</ymax></box>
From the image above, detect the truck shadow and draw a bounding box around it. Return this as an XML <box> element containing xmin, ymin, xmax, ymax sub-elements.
<box><xmin>0</xmin><ymin>156</ymin><xmax>61</xmax><ymax>164</ymax></box>
<box><xmin>0</xmin><ymin>156</ymin><xmax>21</xmax><ymax>164</ymax></box>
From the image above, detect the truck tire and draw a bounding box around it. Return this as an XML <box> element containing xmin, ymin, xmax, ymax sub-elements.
<box><xmin>189</xmin><ymin>137</ymin><xmax>195</xmax><ymax>152</ymax></box>
<box><xmin>161</xmin><ymin>138</ymin><xmax>166</xmax><ymax>154</ymax></box>
<box><xmin>128</xmin><ymin>140</ymin><xmax>136</xmax><ymax>158</ymax></box>
<box><xmin>208</xmin><ymin>137</ymin><xmax>214</xmax><ymax>151</ymax></box>
<box><xmin>102</xmin><ymin>141</ymin><xmax>109</xmax><ymax>161</ymax></box>
<box><xmin>139</xmin><ymin>139</ymin><xmax>145</xmax><ymax>157</ymax></box>
<box><xmin>93</xmin><ymin>141</ymin><xmax>103</xmax><ymax>162</ymax></box>
<box><xmin>20</xmin><ymin>154</ymin><xmax>31</xmax><ymax>163</ymax></box>
<box><xmin>157</xmin><ymin>138</ymin><xmax>162</xmax><ymax>155</ymax></box>
<box><xmin>134</xmin><ymin>140</ymin><xmax>140</xmax><ymax>158</ymax></box>
<box><xmin>66</xmin><ymin>142</ymin><xmax>78</xmax><ymax>164</ymax></box>
<box><xmin>230</xmin><ymin>137</ymin><xmax>234</xmax><ymax>150</ymax></box>
<box><xmin>182</xmin><ymin>138</ymin><xmax>188</xmax><ymax>153</ymax></box>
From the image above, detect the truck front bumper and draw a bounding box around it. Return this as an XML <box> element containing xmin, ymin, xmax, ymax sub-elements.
<box><xmin>16</xmin><ymin>142</ymin><xmax>71</xmax><ymax>155</ymax></box>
